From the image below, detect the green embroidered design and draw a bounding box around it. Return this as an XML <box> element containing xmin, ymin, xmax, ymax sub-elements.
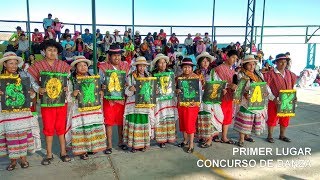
<box><xmin>5</xmin><ymin>83</ymin><xmax>25</xmax><ymax>107</ymax></box>
<box><xmin>139</xmin><ymin>81</ymin><xmax>152</xmax><ymax>102</ymax></box>
<box><xmin>281</xmin><ymin>93</ymin><xmax>294</xmax><ymax>111</ymax></box>
<box><xmin>82</xmin><ymin>80</ymin><xmax>96</xmax><ymax>104</ymax></box>
<box><xmin>182</xmin><ymin>80</ymin><xmax>195</xmax><ymax>99</ymax></box>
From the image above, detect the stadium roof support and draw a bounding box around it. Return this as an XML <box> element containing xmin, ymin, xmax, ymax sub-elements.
<box><xmin>244</xmin><ymin>0</ymin><xmax>256</xmax><ymax>54</ymax></box>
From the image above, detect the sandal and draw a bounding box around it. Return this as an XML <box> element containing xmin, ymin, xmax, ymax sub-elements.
<box><xmin>41</xmin><ymin>155</ymin><xmax>54</xmax><ymax>165</ymax></box>
<box><xmin>159</xmin><ymin>143</ymin><xmax>166</xmax><ymax>148</ymax></box>
<box><xmin>104</xmin><ymin>148</ymin><xmax>112</xmax><ymax>154</ymax></box>
<box><xmin>236</xmin><ymin>141</ymin><xmax>244</xmax><ymax>147</ymax></box>
<box><xmin>60</xmin><ymin>154</ymin><xmax>71</xmax><ymax>162</ymax></box>
<box><xmin>212</xmin><ymin>136</ymin><xmax>221</xmax><ymax>142</ymax></box>
<box><xmin>244</xmin><ymin>137</ymin><xmax>255</xmax><ymax>142</ymax></box>
<box><xmin>279</xmin><ymin>136</ymin><xmax>291</xmax><ymax>142</ymax></box>
<box><xmin>118</xmin><ymin>144</ymin><xmax>128</xmax><ymax>150</ymax></box>
<box><xmin>200</xmin><ymin>143</ymin><xmax>212</xmax><ymax>148</ymax></box>
<box><xmin>80</xmin><ymin>153</ymin><xmax>89</xmax><ymax>160</ymax></box>
<box><xmin>6</xmin><ymin>163</ymin><xmax>16</xmax><ymax>171</ymax></box>
<box><xmin>177</xmin><ymin>142</ymin><xmax>188</xmax><ymax>148</ymax></box>
<box><xmin>131</xmin><ymin>148</ymin><xmax>137</xmax><ymax>153</ymax></box>
<box><xmin>19</xmin><ymin>161</ymin><xmax>30</xmax><ymax>168</ymax></box>
<box><xmin>186</xmin><ymin>148</ymin><xmax>194</xmax><ymax>153</ymax></box>
<box><xmin>220</xmin><ymin>139</ymin><xmax>234</xmax><ymax>144</ymax></box>
<box><xmin>266</xmin><ymin>137</ymin><xmax>275</xmax><ymax>143</ymax></box>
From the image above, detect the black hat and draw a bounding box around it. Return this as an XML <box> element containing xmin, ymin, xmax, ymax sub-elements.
<box><xmin>285</xmin><ymin>52</ymin><xmax>290</xmax><ymax>56</ymax></box>
<box><xmin>40</xmin><ymin>40</ymin><xmax>63</xmax><ymax>53</ymax></box>
<box><xmin>275</xmin><ymin>53</ymin><xmax>290</xmax><ymax>62</ymax></box>
<box><xmin>107</xmin><ymin>44</ymin><xmax>123</xmax><ymax>55</ymax></box>
<box><xmin>179</xmin><ymin>57</ymin><xmax>195</xmax><ymax>67</ymax></box>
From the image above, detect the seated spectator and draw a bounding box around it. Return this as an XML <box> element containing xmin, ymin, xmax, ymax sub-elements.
<box><xmin>61</xmin><ymin>35</ymin><xmax>75</xmax><ymax>59</ymax></box>
<box><xmin>64</xmin><ymin>44</ymin><xmax>74</xmax><ymax>64</ymax></box>
<box><xmin>153</xmin><ymin>46</ymin><xmax>162</xmax><ymax>58</ymax></box>
<box><xmin>96</xmin><ymin>29</ymin><xmax>103</xmax><ymax>53</ymax></box>
<box><xmin>134</xmin><ymin>31</ymin><xmax>142</xmax><ymax>47</ymax></box>
<box><xmin>124</xmin><ymin>39</ymin><xmax>135</xmax><ymax>65</ymax></box>
<box><xmin>184</xmin><ymin>33</ymin><xmax>193</xmax><ymax>55</ymax></box>
<box><xmin>16</xmin><ymin>34</ymin><xmax>29</xmax><ymax>60</ymax></box>
<box><xmin>127</xmin><ymin>28</ymin><xmax>133</xmax><ymax>39</ymax></box>
<box><xmin>193</xmin><ymin>33</ymin><xmax>202</xmax><ymax>44</ymax></box>
<box><xmin>203</xmin><ymin>32</ymin><xmax>211</xmax><ymax>52</ymax></box>
<box><xmin>81</xmin><ymin>28</ymin><xmax>93</xmax><ymax>45</ymax></box>
<box><xmin>22</xmin><ymin>54</ymin><xmax>35</xmax><ymax>72</ymax></box>
<box><xmin>103</xmin><ymin>31</ymin><xmax>112</xmax><ymax>52</ymax></box>
<box><xmin>8</xmin><ymin>26</ymin><xmax>25</xmax><ymax>51</ymax></box>
<box><xmin>111</xmin><ymin>29</ymin><xmax>123</xmax><ymax>46</ymax></box>
<box><xmin>196</xmin><ymin>39</ymin><xmax>206</xmax><ymax>56</ymax></box>
<box><xmin>164</xmin><ymin>42</ymin><xmax>174</xmax><ymax>58</ymax></box>
<box><xmin>158</xmin><ymin>29</ymin><xmax>167</xmax><ymax>45</ymax></box>
<box><xmin>73</xmin><ymin>31</ymin><xmax>81</xmax><ymax>42</ymax></box>
<box><xmin>123</xmin><ymin>30</ymin><xmax>130</xmax><ymax>45</ymax></box>
<box><xmin>144</xmin><ymin>32</ymin><xmax>154</xmax><ymax>44</ymax></box>
<box><xmin>73</xmin><ymin>36</ymin><xmax>85</xmax><ymax>56</ymax></box>
<box><xmin>45</xmin><ymin>26</ymin><xmax>56</xmax><ymax>40</ymax></box>
<box><xmin>32</xmin><ymin>28</ymin><xmax>43</xmax><ymax>54</ymax></box>
<box><xmin>152</xmin><ymin>32</ymin><xmax>158</xmax><ymax>40</ymax></box>
<box><xmin>169</xmin><ymin>33</ymin><xmax>179</xmax><ymax>50</ymax></box>
<box><xmin>53</xmin><ymin>17</ymin><xmax>64</xmax><ymax>42</ymax></box>
<box><xmin>211</xmin><ymin>40</ymin><xmax>218</xmax><ymax>54</ymax></box>
<box><xmin>140</xmin><ymin>39</ymin><xmax>152</xmax><ymax>61</ymax></box>
<box><xmin>61</xmin><ymin>29</ymin><xmax>71</xmax><ymax>41</ymax></box>
<box><xmin>154</xmin><ymin>36</ymin><xmax>162</xmax><ymax>48</ymax></box>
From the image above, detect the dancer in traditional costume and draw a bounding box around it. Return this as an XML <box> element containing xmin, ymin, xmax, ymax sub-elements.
<box><xmin>176</xmin><ymin>58</ymin><xmax>202</xmax><ymax>153</ymax></box>
<box><xmin>212</xmin><ymin>50</ymin><xmax>238</xmax><ymax>144</ymax></box>
<box><xmin>123</xmin><ymin>56</ymin><xmax>155</xmax><ymax>153</ymax></box>
<box><xmin>194</xmin><ymin>52</ymin><xmax>224</xmax><ymax>148</ymax></box>
<box><xmin>233</xmin><ymin>55</ymin><xmax>272</xmax><ymax>147</ymax></box>
<box><xmin>151</xmin><ymin>53</ymin><xmax>178</xmax><ymax>148</ymax></box>
<box><xmin>0</xmin><ymin>52</ymin><xmax>41</xmax><ymax>171</ymax></box>
<box><xmin>264</xmin><ymin>54</ymin><xmax>297</xmax><ymax>143</ymax></box>
<box><xmin>28</xmin><ymin>40</ymin><xmax>71</xmax><ymax>165</ymax></box>
<box><xmin>65</xmin><ymin>56</ymin><xmax>106</xmax><ymax>160</ymax></box>
<box><xmin>98</xmin><ymin>44</ymin><xmax>130</xmax><ymax>154</ymax></box>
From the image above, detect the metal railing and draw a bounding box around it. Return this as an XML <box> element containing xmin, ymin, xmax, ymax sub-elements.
<box><xmin>1</xmin><ymin>20</ymin><xmax>320</xmax><ymax>46</ymax></box>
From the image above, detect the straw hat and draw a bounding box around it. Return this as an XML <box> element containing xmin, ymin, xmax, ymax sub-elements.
<box><xmin>150</xmin><ymin>53</ymin><xmax>169</xmax><ymax>71</ymax></box>
<box><xmin>87</xmin><ymin>44</ymin><xmax>94</xmax><ymax>51</ymax></box>
<box><xmin>242</xmin><ymin>54</ymin><xmax>258</xmax><ymax>64</ymax></box>
<box><xmin>196</xmin><ymin>52</ymin><xmax>216</xmax><ymax>63</ymax></box>
<box><xmin>0</xmin><ymin>52</ymin><xmax>23</xmax><ymax>66</ymax></box>
<box><xmin>54</xmin><ymin>18</ymin><xmax>59</xmax><ymax>22</ymax></box>
<box><xmin>70</xmin><ymin>56</ymin><xmax>92</xmax><ymax>67</ymax></box>
<box><xmin>133</xmin><ymin>56</ymin><xmax>150</xmax><ymax>66</ymax></box>
<box><xmin>65</xmin><ymin>44</ymin><xmax>72</xmax><ymax>50</ymax></box>
<box><xmin>114</xmin><ymin>29</ymin><xmax>120</xmax><ymax>33</ymax></box>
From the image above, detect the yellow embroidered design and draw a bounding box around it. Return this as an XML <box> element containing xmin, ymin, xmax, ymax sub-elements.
<box><xmin>108</xmin><ymin>72</ymin><xmax>122</xmax><ymax>92</ymax></box>
<box><xmin>46</xmin><ymin>78</ymin><xmax>62</xmax><ymax>99</ymax></box>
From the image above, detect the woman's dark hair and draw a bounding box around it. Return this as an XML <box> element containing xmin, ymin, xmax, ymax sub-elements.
<box><xmin>196</xmin><ymin>56</ymin><xmax>212</xmax><ymax>75</ymax></box>
<box><xmin>151</xmin><ymin>59</ymin><xmax>169</xmax><ymax>75</ymax></box>
<box><xmin>71</xmin><ymin>62</ymin><xmax>91</xmax><ymax>84</ymax></box>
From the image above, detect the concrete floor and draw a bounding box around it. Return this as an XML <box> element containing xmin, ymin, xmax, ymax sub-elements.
<box><xmin>1</xmin><ymin>88</ymin><xmax>319</xmax><ymax>180</ymax></box>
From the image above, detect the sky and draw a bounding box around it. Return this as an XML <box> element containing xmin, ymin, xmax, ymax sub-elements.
<box><xmin>0</xmin><ymin>0</ymin><xmax>320</xmax><ymax>74</ymax></box>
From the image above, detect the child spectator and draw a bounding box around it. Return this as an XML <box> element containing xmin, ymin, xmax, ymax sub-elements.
<box><xmin>61</xmin><ymin>29</ymin><xmax>71</xmax><ymax>41</ymax></box>
<box><xmin>73</xmin><ymin>36</ymin><xmax>85</xmax><ymax>56</ymax></box>
<box><xmin>144</xmin><ymin>32</ymin><xmax>154</xmax><ymax>44</ymax></box>
<box><xmin>52</xmin><ymin>17</ymin><xmax>64</xmax><ymax>42</ymax></box>
<box><xmin>45</xmin><ymin>26</ymin><xmax>56</xmax><ymax>40</ymax></box>
<box><xmin>123</xmin><ymin>31</ymin><xmax>130</xmax><ymax>45</ymax></box>
<box><xmin>154</xmin><ymin>36</ymin><xmax>162</xmax><ymax>47</ymax></box>
<box><xmin>169</xmin><ymin>33</ymin><xmax>179</xmax><ymax>49</ymax></box>
<box><xmin>32</xmin><ymin>28</ymin><xmax>43</xmax><ymax>54</ymax></box>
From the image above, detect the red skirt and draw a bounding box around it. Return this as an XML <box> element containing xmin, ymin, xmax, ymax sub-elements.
<box><xmin>103</xmin><ymin>99</ymin><xmax>125</xmax><ymax>126</ymax></box>
<box><xmin>178</xmin><ymin>106</ymin><xmax>200</xmax><ymax>134</ymax></box>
